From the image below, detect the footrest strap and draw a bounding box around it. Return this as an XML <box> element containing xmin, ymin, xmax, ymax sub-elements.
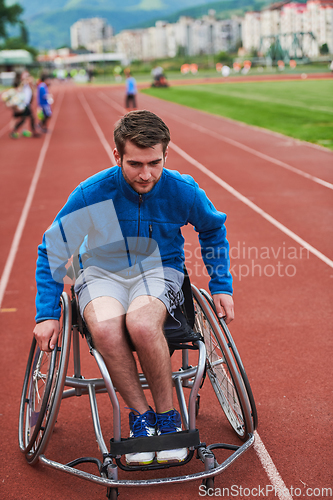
<box><xmin>110</xmin><ymin>429</ymin><xmax>200</xmax><ymax>455</ymax></box>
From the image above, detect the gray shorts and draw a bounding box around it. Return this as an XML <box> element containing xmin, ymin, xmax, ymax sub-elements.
<box><xmin>74</xmin><ymin>266</ymin><xmax>184</xmax><ymax>329</ymax></box>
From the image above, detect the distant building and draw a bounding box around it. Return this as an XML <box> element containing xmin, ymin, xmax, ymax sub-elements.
<box><xmin>241</xmin><ymin>0</ymin><xmax>333</xmax><ymax>57</ymax></box>
<box><xmin>70</xmin><ymin>18</ymin><xmax>114</xmax><ymax>53</ymax></box>
<box><xmin>81</xmin><ymin>1</ymin><xmax>332</xmax><ymax>62</ymax></box>
<box><xmin>242</xmin><ymin>12</ymin><xmax>262</xmax><ymax>54</ymax></box>
<box><xmin>114</xmin><ymin>13</ymin><xmax>242</xmax><ymax>61</ymax></box>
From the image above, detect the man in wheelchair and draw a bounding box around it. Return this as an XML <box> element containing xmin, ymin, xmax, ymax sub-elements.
<box><xmin>33</xmin><ymin>110</ymin><xmax>234</xmax><ymax>467</ymax></box>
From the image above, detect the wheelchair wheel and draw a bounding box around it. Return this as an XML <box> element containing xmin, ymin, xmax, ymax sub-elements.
<box><xmin>18</xmin><ymin>292</ymin><xmax>71</xmax><ymax>464</ymax></box>
<box><xmin>191</xmin><ymin>285</ymin><xmax>253</xmax><ymax>439</ymax></box>
<box><xmin>199</xmin><ymin>288</ymin><xmax>258</xmax><ymax>431</ymax></box>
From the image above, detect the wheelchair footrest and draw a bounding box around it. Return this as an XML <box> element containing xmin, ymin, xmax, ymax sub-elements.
<box><xmin>110</xmin><ymin>429</ymin><xmax>200</xmax><ymax>456</ymax></box>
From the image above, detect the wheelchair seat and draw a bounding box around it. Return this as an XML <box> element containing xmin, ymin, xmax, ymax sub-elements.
<box><xmin>165</xmin><ymin>305</ymin><xmax>203</xmax><ymax>353</ymax></box>
<box><xmin>70</xmin><ymin>263</ymin><xmax>203</xmax><ymax>354</ymax></box>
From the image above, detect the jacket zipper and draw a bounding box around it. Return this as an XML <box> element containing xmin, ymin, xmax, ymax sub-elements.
<box><xmin>133</xmin><ymin>195</ymin><xmax>143</xmax><ymax>267</ymax></box>
<box><xmin>138</xmin><ymin>195</ymin><xmax>142</xmax><ymax>237</ymax></box>
<box><xmin>147</xmin><ymin>224</ymin><xmax>153</xmax><ymax>252</ymax></box>
<box><xmin>137</xmin><ymin>196</ymin><xmax>153</xmax><ymax>254</ymax></box>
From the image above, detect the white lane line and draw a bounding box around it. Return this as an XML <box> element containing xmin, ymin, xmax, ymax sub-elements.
<box><xmin>0</xmin><ymin>92</ymin><xmax>64</xmax><ymax>308</ymax></box>
<box><xmin>97</xmin><ymin>90</ymin><xmax>333</xmax><ymax>268</ymax></box>
<box><xmin>78</xmin><ymin>92</ymin><xmax>115</xmax><ymax>163</ymax></box>
<box><xmin>254</xmin><ymin>431</ymin><xmax>293</xmax><ymax>500</ymax></box>
<box><xmin>159</xmin><ymin>108</ymin><xmax>333</xmax><ymax>191</ymax></box>
<box><xmin>98</xmin><ymin>91</ymin><xmax>125</xmax><ymax>114</ymax></box>
<box><xmin>101</xmin><ymin>90</ymin><xmax>333</xmax><ymax>189</ymax></box>
<box><xmin>91</xmin><ymin>90</ymin><xmax>305</xmax><ymax>497</ymax></box>
<box><xmin>170</xmin><ymin>141</ymin><xmax>333</xmax><ymax>268</ymax></box>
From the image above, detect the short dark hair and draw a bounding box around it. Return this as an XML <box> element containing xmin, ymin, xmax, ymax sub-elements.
<box><xmin>114</xmin><ymin>110</ymin><xmax>170</xmax><ymax>159</ymax></box>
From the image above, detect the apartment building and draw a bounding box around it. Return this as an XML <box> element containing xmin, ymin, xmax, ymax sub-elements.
<box><xmin>242</xmin><ymin>12</ymin><xmax>262</xmax><ymax>53</ymax></box>
<box><xmin>113</xmin><ymin>13</ymin><xmax>242</xmax><ymax>61</ymax></box>
<box><xmin>307</xmin><ymin>0</ymin><xmax>333</xmax><ymax>52</ymax></box>
<box><xmin>69</xmin><ymin>1</ymin><xmax>332</xmax><ymax>62</ymax></box>
<box><xmin>70</xmin><ymin>18</ymin><xmax>114</xmax><ymax>52</ymax></box>
<box><xmin>242</xmin><ymin>0</ymin><xmax>333</xmax><ymax>57</ymax></box>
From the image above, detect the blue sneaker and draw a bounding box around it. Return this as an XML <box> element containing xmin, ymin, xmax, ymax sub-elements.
<box><xmin>125</xmin><ymin>407</ymin><xmax>156</xmax><ymax>465</ymax></box>
<box><xmin>156</xmin><ymin>409</ymin><xmax>187</xmax><ymax>463</ymax></box>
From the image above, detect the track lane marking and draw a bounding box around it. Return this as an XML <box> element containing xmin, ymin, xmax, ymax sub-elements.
<box><xmin>78</xmin><ymin>92</ymin><xmax>115</xmax><ymax>163</ymax></box>
<box><xmin>96</xmin><ymin>91</ymin><xmax>333</xmax><ymax>267</ymax></box>
<box><xmin>0</xmin><ymin>92</ymin><xmax>64</xmax><ymax>308</ymax></box>
<box><xmin>100</xmin><ymin>90</ymin><xmax>333</xmax><ymax>189</ymax></box>
<box><xmin>88</xmin><ymin>90</ymin><xmax>297</xmax><ymax>498</ymax></box>
<box><xmin>254</xmin><ymin>431</ymin><xmax>293</xmax><ymax>500</ymax></box>
<box><xmin>98</xmin><ymin>92</ymin><xmax>125</xmax><ymax>114</ymax></box>
<box><xmin>97</xmin><ymin>91</ymin><xmax>333</xmax><ymax>266</ymax></box>
<box><xmin>170</xmin><ymin>141</ymin><xmax>333</xmax><ymax>268</ymax></box>
<box><xmin>158</xmin><ymin>107</ymin><xmax>333</xmax><ymax>191</ymax></box>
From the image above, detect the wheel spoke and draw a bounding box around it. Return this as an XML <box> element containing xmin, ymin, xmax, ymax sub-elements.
<box><xmin>19</xmin><ymin>292</ymin><xmax>71</xmax><ymax>462</ymax></box>
<box><xmin>192</xmin><ymin>292</ymin><xmax>249</xmax><ymax>438</ymax></box>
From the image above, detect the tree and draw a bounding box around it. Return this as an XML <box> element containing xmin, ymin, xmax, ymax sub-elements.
<box><xmin>215</xmin><ymin>51</ymin><xmax>233</xmax><ymax>66</ymax></box>
<box><xmin>0</xmin><ymin>0</ymin><xmax>23</xmax><ymax>39</ymax></box>
<box><xmin>0</xmin><ymin>1</ymin><xmax>37</xmax><ymax>58</ymax></box>
<box><xmin>319</xmin><ymin>43</ymin><xmax>329</xmax><ymax>55</ymax></box>
<box><xmin>1</xmin><ymin>36</ymin><xmax>38</xmax><ymax>57</ymax></box>
<box><xmin>19</xmin><ymin>20</ymin><xmax>29</xmax><ymax>45</ymax></box>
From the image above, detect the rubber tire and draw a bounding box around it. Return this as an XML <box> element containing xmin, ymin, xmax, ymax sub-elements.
<box><xmin>191</xmin><ymin>285</ymin><xmax>253</xmax><ymax>439</ymax></box>
<box><xmin>18</xmin><ymin>293</ymin><xmax>71</xmax><ymax>464</ymax></box>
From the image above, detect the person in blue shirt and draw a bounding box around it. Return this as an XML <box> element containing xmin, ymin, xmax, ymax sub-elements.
<box><xmin>33</xmin><ymin>110</ymin><xmax>234</xmax><ymax>466</ymax></box>
<box><xmin>125</xmin><ymin>70</ymin><xmax>137</xmax><ymax>110</ymax></box>
<box><xmin>37</xmin><ymin>74</ymin><xmax>53</xmax><ymax>132</ymax></box>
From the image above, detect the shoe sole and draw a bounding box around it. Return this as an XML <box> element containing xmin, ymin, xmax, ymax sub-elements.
<box><xmin>126</xmin><ymin>459</ymin><xmax>154</xmax><ymax>466</ymax></box>
<box><xmin>156</xmin><ymin>451</ymin><xmax>188</xmax><ymax>464</ymax></box>
<box><xmin>156</xmin><ymin>457</ymin><xmax>187</xmax><ymax>464</ymax></box>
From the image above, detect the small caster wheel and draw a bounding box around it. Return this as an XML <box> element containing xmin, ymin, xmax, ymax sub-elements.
<box><xmin>202</xmin><ymin>477</ymin><xmax>214</xmax><ymax>490</ymax></box>
<box><xmin>106</xmin><ymin>486</ymin><xmax>118</xmax><ymax>499</ymax></box>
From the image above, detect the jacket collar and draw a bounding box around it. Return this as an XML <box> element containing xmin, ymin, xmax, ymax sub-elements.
<box><xmin>116</xmin><ymin>166</ymin><xmax>165</xmax><ymax>203</ymax></box>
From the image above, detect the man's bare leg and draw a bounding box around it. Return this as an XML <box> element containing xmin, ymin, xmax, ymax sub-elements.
<box><xmin>126</xmin><ymin>295</ymin><xmax>174</xmax><ymax>414</ymax></box>
<box><xmin>84</xmin><ymin>296</ymin><xmax>150</xmax><ymax>414</ymax></box>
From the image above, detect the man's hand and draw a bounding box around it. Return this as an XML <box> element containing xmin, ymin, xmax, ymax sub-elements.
<box><xmin>33</xmin><ymin>320</ymin><xmax>60</xmax><ymax>352</ymax></box>
<box><xmin>212</xmin><ymin>294</ymin><xmax>234</xmax><ymax>324</ymax></box>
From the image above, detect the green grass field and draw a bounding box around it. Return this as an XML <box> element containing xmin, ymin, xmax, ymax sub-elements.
<box><xmin>142</xmin><ymin>79</ymin><xmax>333</xmax><ymax>150</ymax></box>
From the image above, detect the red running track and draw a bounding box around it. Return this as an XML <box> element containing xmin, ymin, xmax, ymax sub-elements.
<box><xmin>0</xmin><ymin>81</ymin><xmax>332</xmax><ymax>500</ymax></box>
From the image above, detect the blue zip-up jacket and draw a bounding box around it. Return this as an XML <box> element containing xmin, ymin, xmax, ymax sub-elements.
<box><xmin>35</xmin><ymin>166</ymin><xmax>233</xmax><ymax>322</ymax></box>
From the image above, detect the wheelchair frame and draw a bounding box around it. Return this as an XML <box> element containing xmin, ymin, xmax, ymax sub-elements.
<box><xmin>19</xmin><ymin>282</ymin><xmax>257</xmax><ymax>498</ymax></box>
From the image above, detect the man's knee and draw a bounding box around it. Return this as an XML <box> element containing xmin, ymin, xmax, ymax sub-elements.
<box><xmin>83</xmin><ymin>297</ymin><xmax>125</xmax><ymax>348</ymax></box>
<box><xmin>126</xmin><ymin>299</ymin><xmax>167</xmax><ymax>346</ymax></box>
<box><xmin>127</xmin><ymin>317</ymin><xmax>156</xmax><ymax>342</ymax></box>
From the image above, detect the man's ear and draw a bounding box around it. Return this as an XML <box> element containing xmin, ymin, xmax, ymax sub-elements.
<box><xmin>113</xmin><ymin>148</ymin><xmax>121</xmax><ymax>165</ymax></box>
<box><xmin>164</xmin><ymin>147</ymin><xmax>168</xmax><ymax>162</ymax></box>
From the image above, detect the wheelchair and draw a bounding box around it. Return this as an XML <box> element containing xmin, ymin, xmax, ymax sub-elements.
<box><xmin>19</xmin><ymin>265</ymin><xmax>257</xmax><ymax>499</ymax></box>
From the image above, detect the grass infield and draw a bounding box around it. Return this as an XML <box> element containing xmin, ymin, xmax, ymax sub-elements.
<box><xmin>142</xmin><ymin>79</ymin><xmax>333</xmax><ymax>150</ymax></box>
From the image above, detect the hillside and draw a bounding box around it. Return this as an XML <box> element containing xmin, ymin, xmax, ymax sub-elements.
<box><xmin>10</xmin><ymin>0</ymin><xmax>268</xmax><ymax>49</ymax></box>
<box><xmin>14</xmin><ymin>0</ymin><xmax>214</xmax><ymax>20</ymax></box>
<box><xmin>130</xmin><ymin>0</ymin><xmax>269</xmax><ymax>28</ymax></box>
<box><xmin>8</xmin><ymin>0</ymin><xmax>217</xmax><ymax>49</ymax></box>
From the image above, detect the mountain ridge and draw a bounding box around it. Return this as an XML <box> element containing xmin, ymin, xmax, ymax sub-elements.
<box><xmin>9</xmin><ymin>0</ymin><xmax>265</xmax><ymax>49</ymax></box>
<box><xmin>11</xmin><ymin>0</ymin><xmax>214</xmax><ymax>20</ymax></box>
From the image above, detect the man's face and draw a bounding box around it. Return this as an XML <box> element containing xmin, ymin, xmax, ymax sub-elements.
<box><xmin>114</xmin><ymin>140</ymin><xmax>167</xmax><ymax>194</ymax></box>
